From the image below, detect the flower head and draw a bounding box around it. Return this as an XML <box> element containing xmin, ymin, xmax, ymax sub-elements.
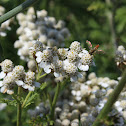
<box><xmin>70</xmin><ymin>41</ymin><xmax>81</xmax><ymax>53</ymax></box>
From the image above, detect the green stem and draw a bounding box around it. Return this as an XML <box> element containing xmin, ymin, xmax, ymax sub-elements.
<box><xmin>35</xmin><ymin>60</ymin><xmax>39</xmax><ymax>73</ymax></box>
<box><xmin>33</xmin><ymin>6</ymin><xmax>38</xmax><ymax>20</ymax></box>
<box><xmin>22</xmin><ymin>91</ymin><xmax>32</xmax><ymax>108</ymax></box>
<box><xmin>36</xmin><ymin>73</ymin><xmax>47</xmax><ymax>81</ymax></box>
<box><xmin>92</xmin><ymin>69</ymin><xmax>126</xmax><ymax>126</ymax></box>
<box><xmin>0</xmin><ymin>0</ymin><xmax>38</xmax><ymax>24</ymax></box>
<box><xmin>17</xmin><ymin>87</ymin><xmax>22</xmax><ymax>126</ymax></box>
<box><xmin>47</xmin><ymin>93</ymin><xmax>52</xmax><ymax>108</ymax></box>
<box><xmin>50</xmin><ymin>83</ymin><xmax>60</xmax><ymax>120</ymax></box>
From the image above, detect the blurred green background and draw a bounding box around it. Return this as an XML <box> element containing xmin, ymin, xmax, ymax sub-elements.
<box><xmin>1</xmin><ymin>0</ymin><xmax>126</xmax><ymax>78</ymax></box>
<box><xmin>0</xmin><ymin>0</ymin><xmax>126</xmax><ymax>125</ymax></box>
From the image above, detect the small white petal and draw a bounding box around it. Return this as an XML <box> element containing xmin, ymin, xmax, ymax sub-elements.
<box><xmin>71</xmin><ymin>90</ymin><xmax>76</xmax><ymax>96</ymax></box>
<box><xmin>76</xmin><ymin>96</ymin><xmax>81</xmax><ymax>101</ymax></box>
<box><xmin>36</xmin><ymin>51</ymin><xmax>42</xmax><ymax>57</ymax></box>
<box><xmin>101</xmin><ymin>83</ymin><xmax>108</xmax><ymax>88</ymax></box>
<box><xmin>0</xmin><ymin>32</ymin><xmax>6</xmax><ymax>36</ymax></box>
<box><xmin>16</xmin><ymin>80</ymin><xmax>24</xmax><ymax>86</ymax></box>
<box><xmin>39</xmin><ymin>62</ymin><xmax>46</xmax><ymax>68</ymax></box>
<box><xmin>86</xmin><ymin>80</ymin><xmax>92</xmax><ymax>85</ymax></box>
<box><xmin>0</xmin><ymin>72</ymin><xmax>6</xmax><ymax>79</ymax></box>
<box><xmin>36</xmin><ymin>57</ymin><xmax>42</xmax><ymax>63</ymax></box>
<box><xmin>28</xmin><ymin>86</ymin><xmax>35</xmax><ymax>91</ymax></box>
<box><xmin>44</xmin><ymin>67</ymin><xmax>51</xmax><ymax>73</ymax></box>
<box><xmin>79</xmin><ymin>65</ymin><xmax>89</xmax><ymax>71</ymax></box>
<box><xmin>76</xmin><ymin>91</ymin><xmax>81</xmax><ymax>96</ymax></box>
<box><xmin>1</xmin><ymin>86</ymin><xmax>7</xmax><ymax>93</ymax></box>
<box><xmin>117</xmin><ymin>107</ymin><xmax>123</xmax><ymax>112</ymax></box>
<box><xmin>115</xmin><ymin>101</ymin><xmax>120</xmax><ymax>107</ymax></box>
<box><xmin>22</xmin><ymin>85</ymin><xmax>29</xmax><ymax>89</ymax></box>
<box><xmin>17</xmin><ymin>49</ymin><xmax>21</xmax><ymax>56</ymax></box>
<box><xmin>7</xmin><ymin>90</ymin><xmax>14</xmax><ymax>94</ymax></box>
<box><xmin>0</xmin><ymin>81</ymin><xmax>3</xmax><ymax>87</ymax></box>
<box><xmin>54</xmin><ymin>72</ymin><xmax>60</xmax><ymax>77</ymax></box>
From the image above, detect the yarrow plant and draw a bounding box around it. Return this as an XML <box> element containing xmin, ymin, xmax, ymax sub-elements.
<box><xmin>0</xmin><ymin>40</ymin><xmax>96</xmax><ymax>125</ymax></box>
<box><xmin>0</xmin><ymin>1</ymin><xmax>126</xmax><ymax>126</ymax></box>
<box><xmin>0</xmin><ymin>59</ymin><xmax>40</xmax><ymax>94</ymax></box>
<box><xmin>34</xmin><ymin>41</ymin><xmax>94</xmax><ymax>82</ymax></box>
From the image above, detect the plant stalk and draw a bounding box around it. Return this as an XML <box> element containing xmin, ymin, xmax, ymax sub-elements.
<box><xmin>92</xmin><ymin>69</ymin><xmax>126</xmax><ymax>126</ymax></box>
<box><xmin>0</xmin><ymin>0</ymin><xmax>38</xmax><ymax>24</ymax></box>
<box><xmin>50</xmin><ymin>83</ymin><xmax>60</xmax><ymax>120</ymax></box>
<box><xmin>36</xmin><ymin>73</ymin><xmax>47</xmax><ymax>81</ymax></box>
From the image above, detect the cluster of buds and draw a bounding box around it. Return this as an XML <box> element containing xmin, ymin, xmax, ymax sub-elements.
<box><xmin>32</xmin><ymin>41</ymin><xmax>94</xmax><ymax>82</ymax></box>
<box><xmin>0</xmin><ymin>6</ymin><xmax>13</xmax><ymax>37</ymax></box>
<box><xmin>14</xmin><ymin>7</ymin><xmax>70</xmax><ymax>62</ymax></box>
<box><xmin>28</xmin><ymin>72</ymin><xmax>126</xmax><ymax>125</ymax></box>
<box><xmin>115</xmin><ymin>45</ymin><xmax>126</xmax><ymax>70</ymax></box>
<box><xmin>0</xmin><ymin>59</ymin><xmax>40</xmax><ymax>94</ymax></box>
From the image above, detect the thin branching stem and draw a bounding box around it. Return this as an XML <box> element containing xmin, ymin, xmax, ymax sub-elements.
<box><xmin>22</xmin><ymin>91</ymin><xmax>32</xmax><ymax>108</ymax></box>
<box><xmin>0</xmin><ymin>0</ymin><xmax>38</xmax><ymax>24</ymax></box>
<box><xmin>92</xmin><ymin>69</ymin><xmax>126</xmax><ymax>126</ymax></box>
<box><xmin>50</xmin><ymin>82</ymin><xmax>60</xmax><ymax>120</ymax></box>
<box><xmin>47</xmin><ymin>93</ymin><xmax>52</xmax><ymax>108</ymax></box>
<box><xmin>36</xmin><ymin>73</ymin><xmax>47</xmax><ymax>81</ymax></box>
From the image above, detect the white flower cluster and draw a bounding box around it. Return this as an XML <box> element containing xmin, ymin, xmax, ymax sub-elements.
<box><xmin>116</xmin><ymin>45</ymin><xmax>126</xmax><ymax>68</ymax></box>
<box><xmin>14</xmin><ymin>7</ymin><xmax>70</xmax><ymax>63</ymax></box>
<box><xmin>0</xmin><ymin>6</ymin><xmax>13</xmax><ymax>37</ymax></box>
<box><xmin>28</xmin><ymin>72</ymin><xmax>126</xmax><ymax>126</ymax></box>
<box><xmin>33</xmin><ymin>41</ymin><xmax>93</xmax><ymax>82</ymax></box>
<box><xmin>0</xmin><ymin>59</ymin><xmax>40</xmax><ymax>94</ymax></box>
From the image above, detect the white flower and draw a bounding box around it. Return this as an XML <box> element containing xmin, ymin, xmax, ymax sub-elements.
<box><xmin>22</xmin><ymin>71</ymin><xmax>40</xmax><ymax>91</ymax></box>
<box><xmin>77</xmin><ymin>51</ymin><xmax>93</xmax><ymax>71</ymax></box>
<box><xmin>36</xmin><ymin>49</ymin><xmax>52</xmax><ymax>63</ymax></box>
<box><xmin>29</xmin><ymin>41</ymin><xmax>43</xmax><ymax>54</ymax></box>
<box><xmin>67</xmin><ymin>50</ymin><xmax>78</xmax><ymax>63</ymax></box>
<box><xmin>39</xmin><ymin>61</ymin><xmax>52</xmax><ymax>74</ymax></box>
<box><xmin>0</xmin><ymin>59</ymin><xmax>13</xmax><ymax>74</ymax></box>
<box><xmin>63</xmin><ymin>60</ymin><xmax>77</xmax><ymax>74</ymax></box>
<box><xmin>70</xmin><ymin>41</ymin><xmax>81</xmax><ymax>53</ymax></box>
<box><xmin>0</xmin><ymin>72</ymin><xmax>16</xmax><ymax>94</ymax></box>
<box><xmin>53</xmin><ymin>59</ymin><xmax>64</xmax><ymax>77</ymax></box>
<box><xmin>115</xmin><ymin>101</ymin><xmax>123</xmax><ymax>113</ymax></box>
<box><xmin>58</xmin><ymin>48</ymin><xmax>68</xmax><ymax>60</ymax></box>
<box><xmin>12</xmin><ymin>65</ymin><xmax>25</xmax><ymax>79</ymax></box>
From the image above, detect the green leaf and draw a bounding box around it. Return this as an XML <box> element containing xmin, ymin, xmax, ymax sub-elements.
<box><xmin>24</xmin><ymin>93</ymin><xmax>38</xmax><ymax>108</ymax></box>
<box><xmin>0</xmin><ymin>99</ymin><xmax>17</xmax><ymax>106</ymax></box>
<box><xmin>87</xmin><ymin>1</ymin><xmax>105</xmax><ymax>11</ymax></box>
<box><xmin>40</xmin><ymin>82</ymin><xmax>48</xmax><ymax>90</ymax></box>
